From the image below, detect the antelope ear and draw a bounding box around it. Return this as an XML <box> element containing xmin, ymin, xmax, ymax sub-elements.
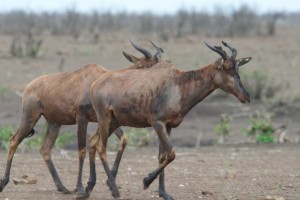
<box><xmin>123</xmin><ymin>51</ymin><xmax>140</xmax><ymax>64</ymax></box>
<box><xmin>154</xmin><ymin>55</ymin><xmax>160</xmax><ymax>63</ymax></box>
<box><xmin>236</xmin><ymin>57</ymin><xmax>252</xmax><ymax>67</ymax></box>
<box><xmin>215</xmin><ymin>58</ymin><xmax>223</xmax><ymax>70</ymax></box>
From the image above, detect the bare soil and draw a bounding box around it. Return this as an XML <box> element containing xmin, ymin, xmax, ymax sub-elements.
<box><xmin>1</xmin><ymin>145</ymin><xmax>300</xmax><ymax>200</ymax></box>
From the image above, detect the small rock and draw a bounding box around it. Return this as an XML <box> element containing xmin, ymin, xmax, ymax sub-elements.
<box><xmin>201</xmin><ymin>190</ymin><xmax>213</xmax><ymax>196</ymax></box>
<box><xmin>281</xmin><ymin>184</ymin><xmax>293</xmax><ymax>190</ymax></box>
<box><xmin>264</xmin><ymin>195</ymin><xmax>285</xmax><ymax>200</ymax></box>
<box><xmin>225</xmin><ymin>170</ymin><xmax>237</xmax><ymax>179</ymax></box>
<box><xmin>13</xmin><ymin>174</ymin><xmax>37</xmax><ymax>185</ymax></box>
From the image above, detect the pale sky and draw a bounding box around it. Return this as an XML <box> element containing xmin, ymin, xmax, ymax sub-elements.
<box><xmin>0</xmin><ymin>0</ymin><xmax>299</xmax><ymax>14</ymax></box>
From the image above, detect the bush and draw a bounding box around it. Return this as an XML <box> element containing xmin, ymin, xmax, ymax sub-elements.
<box><xmin>0</xmin><ymin>124</ymin><xmax>74</xmax><ymax>151</ymax></box>
<box><xmin>126</xmin><ymin>128</ymin><xmax>153</xmax><ymax>147</ymax></box>
<box><xmin>108</xmin><ymin>128</ymin><xmax>154</xmax><ymax>151</ymax></box>
<box><xmin>214</xmin><ymin>114</ymin><xmax>232</xmax><ymax>144</ymax></box>
<box><xmin>0</xmin><ymin>126</ymin><xmax>14</xmax><ymax>150</ymax></box>
<box><xmin>10</xmin><ymin>33</ymin><xmax>43</xmax><ymax>58</ymax></box>
<box><xmin>242</xmin><ymin>111</ymin><xmax>276</xmax><ymax>143</ymax></box>
<box><xmin>240</xmin><ymin>70</ymin><xmax>284</xmax><ymax>100</ymax></box>
<box><xmin>55</xmin><ymin>131</ymin><xmax>74</xmax><ymax>148</ymax></box>
<box><xmin>0</xmin><ymin>85</ymin><xmax>10</xmax><ymax>99</ymax></box>
<box><xmin>23</xmin><ymin>131</ymin><xmax>74</xmax><ymax>150</ymax></box>
<box><xmin>23</xmin><ymin>133</ymin><xmax>45</xmax><ymax>149</ymax></box>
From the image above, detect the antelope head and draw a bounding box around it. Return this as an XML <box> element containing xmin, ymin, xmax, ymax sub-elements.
<box><xmin>123</xmin><ymin>40</ymin><xmax>164</xmax><ymax>68</ymax></box>
<box><xmin>205</xmin><ymin>41</ymin><xmax>251</xmax><ymax>103</ymax></box>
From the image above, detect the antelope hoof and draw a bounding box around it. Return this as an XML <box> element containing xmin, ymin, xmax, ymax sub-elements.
<box><xmin>81</xmin><ymin>180</ymin><xmax>96</xmax><ymax>200</ymax></box>
<box><xmin>0</xmin><ymin>178</ymin><xmax>8</xmax><ymax>192</ymax></box>
<box><xmin>159</xmin><ymin>191</ymin><xmax>174</xmax><ymax>200</ymax></box>
<box><xmin>76</xmin><ymin>192</ymin><xmax>90</xmax><ymax>200</ymax></box>
<box><xmin>74</xmin><ymin>186</ymin><xmax>85</xmax><ymax>195</ymax></box>
<box><xmin>107</xmin><ymin>177</ymin><xmax>119</xmax><ymax>198</ymax></box>
<box><xmin>109</xmin><ymin>183</ymin><xmax>120</xmax><ymax>198</ymax></box>
<box><xmin>57</xmin><ymin>185</ymin><xmax>72</xmax><ymax>194</ymax></box>
<box><xmin>112</xmin><ymin>189</ymin><xmax>120</xmax><ymax>198</ymax></box>
<box><xmin>143</xmin><ymin>176</ymin><xmax>152</xmax><ymax>190</ymax></box>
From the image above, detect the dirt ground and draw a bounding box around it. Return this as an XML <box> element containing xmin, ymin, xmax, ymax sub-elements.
<box><xmin>1</xmin><ymin>27</ymin><xmax>300</xmax><ymax>200</ymax></box>
<box><xmin>0</xmin><ymin>144</ymin><xmax>300</xmax><ymax>200</ymax></box>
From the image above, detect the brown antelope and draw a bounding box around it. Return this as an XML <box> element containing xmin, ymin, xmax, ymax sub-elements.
<box><xmin>84</xmin><ymin>41</ymin><xmax>251</xmax><ymax>200</ymax></box>
<box><xmin>0</xmin><ymin>41</ymin><xmax>164</xmax><ymax>196</ymax></box>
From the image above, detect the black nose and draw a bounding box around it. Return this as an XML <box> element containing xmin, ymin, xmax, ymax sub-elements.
<box><xmin>245</xmin><ymin>91</ymin><xmax>251</xmax><ymax>103</ymax></box>
<box><xmin>246</xmin><ymin>95</ymin><xmax>251</xmax><ymax>103</ymax></box>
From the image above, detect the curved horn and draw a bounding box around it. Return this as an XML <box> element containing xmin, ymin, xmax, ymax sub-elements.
<box><xmin>205</xmin><ymin>42</ymin><xmax>228</xmax><ymax>60</ymax></box>
<box><xmin>130</xmin><ymin>40</ymin><xmax>152</xmax><ymax>59</ymax></box>
<box><xmin>222</xmin><ymin>41</ymin><xmax>237</xmax><ymax>58</ymax></box>
<box><xmin>149</xmin><ymin>40</ymin><xmax>164</xmax><ymax>59</ymax></box>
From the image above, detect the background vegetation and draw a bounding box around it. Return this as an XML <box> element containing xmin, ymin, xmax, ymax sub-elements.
<box><xmin>0</xmin><ymin>5</ymin><xmax>297</xmax><ymax>43</ymax></box>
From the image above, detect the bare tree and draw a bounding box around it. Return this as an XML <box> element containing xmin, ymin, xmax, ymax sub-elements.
<box><xmin>230</xmin><ymin>5</ymin><xmax>257</xmax><ymax>37</ymax></box>
<box><xmin>0</xmin><ymin>7</ymin><xmax>297</xmax><ymax>39</ymax></box>
<box><xmin>176</xmin><ymin>9</ymin><xmax>189</xmax><ymax>37</ymax></box>
<box><xmin>266</xmin><ymin>12</ymin><xmax>283</xmax><ymax>36</ymax></box>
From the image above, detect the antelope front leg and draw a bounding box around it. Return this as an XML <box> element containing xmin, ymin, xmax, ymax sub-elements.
<box><xmin>143</xmin><ymin>121</ymin><xmax>175</xmax><ymax>200</ymax></box>
<box><xmin>76</xmin><ymin>131</ymin><xmax>98</xmax><ymax>200</ymax></box>
<box><xmin>74</xmin><ymin>119</ymin><xmax>88</xmax><ymax>195</ymax></box>
<box><xmin>158</xmin><ymin>126</ymin><xmax>174</xmax><ymax>200</ymax></box>
<box><xmin>158</xmin><ymin>147</ymin><xmax>174</xmax><ymax>200</ymax></box>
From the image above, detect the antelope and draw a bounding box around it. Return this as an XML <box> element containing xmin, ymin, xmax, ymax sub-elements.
<box><xmin>0</xmin><ymin>41</ymin><xmax>164</xmax><ymax>196</ymax></box>
<box><xmin>83</xmin><ymin>41</ymin><xmax>251</xmax><ymax>200</ymax></box>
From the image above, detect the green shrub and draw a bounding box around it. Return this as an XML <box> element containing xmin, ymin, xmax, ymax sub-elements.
<box><xmin>0</xmin><ymin>85</ymin><xmax>9</xmax><ymax>99</ymax></box>
<box><xmin>0</xmin><ymin>126</ymin><xmax>14</xmax><ymax>150</ymax></box>
<box><xmin>242</xmin><ymin>111</ymin><xmax>276</xmax><ymax>143</ymax></box>
<box><xmin>23</xmin><ymin>133</ymin><xmax>45</xmax><ymax>149</ymax></box>
<box><xmin>214</xmin><ymin>114</ymin><xmax>232</xmax><ymax>144</ymax></box>
<box><xmin>55</xmin><ymin>131</ymin><xmax>74</xmax><ymax>148</ymax></box>
<box><xmin>22</xmin><ymin>123</ymin><xmax>47</xmax><ymax>149</ymax></box>
<box><xmin>126</xmin><ymin>128</ymin><xmax>152</xmax><ymax>147</ymax></box>
<box><xmin>23</xmin><ymin>131</ymin><xmax>74</xmax><ymax>150</ymax></box>
<box><xmin>107</xmin><ymin>134</ymin><xmax>120</xmax><ymax>151</ymax></box>
<box><xmin>0</xmin><ymin>124</ymin><xmax>75</xmax><ymax>150</ymax></box>
<box><xmin>10</xmin><ymin>34</ymin><xmax>43</xmax><ymax>58</ymax></box>
<box><xmin>108</xmin><ymin>128</ymin><xmax>153</xmax><ymax>151</ymax></box>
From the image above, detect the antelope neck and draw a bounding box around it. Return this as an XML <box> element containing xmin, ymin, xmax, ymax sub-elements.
<box><xmin>176</xmin><ymin>63</ymin><xmax>217</xmax><ymax>114</ymax></box>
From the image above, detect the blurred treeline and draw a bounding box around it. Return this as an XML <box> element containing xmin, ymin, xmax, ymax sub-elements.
<box><xmin>0</xmin><ymin>5</ymin><xmax>299</xmax><ymax>40</ymax></box>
